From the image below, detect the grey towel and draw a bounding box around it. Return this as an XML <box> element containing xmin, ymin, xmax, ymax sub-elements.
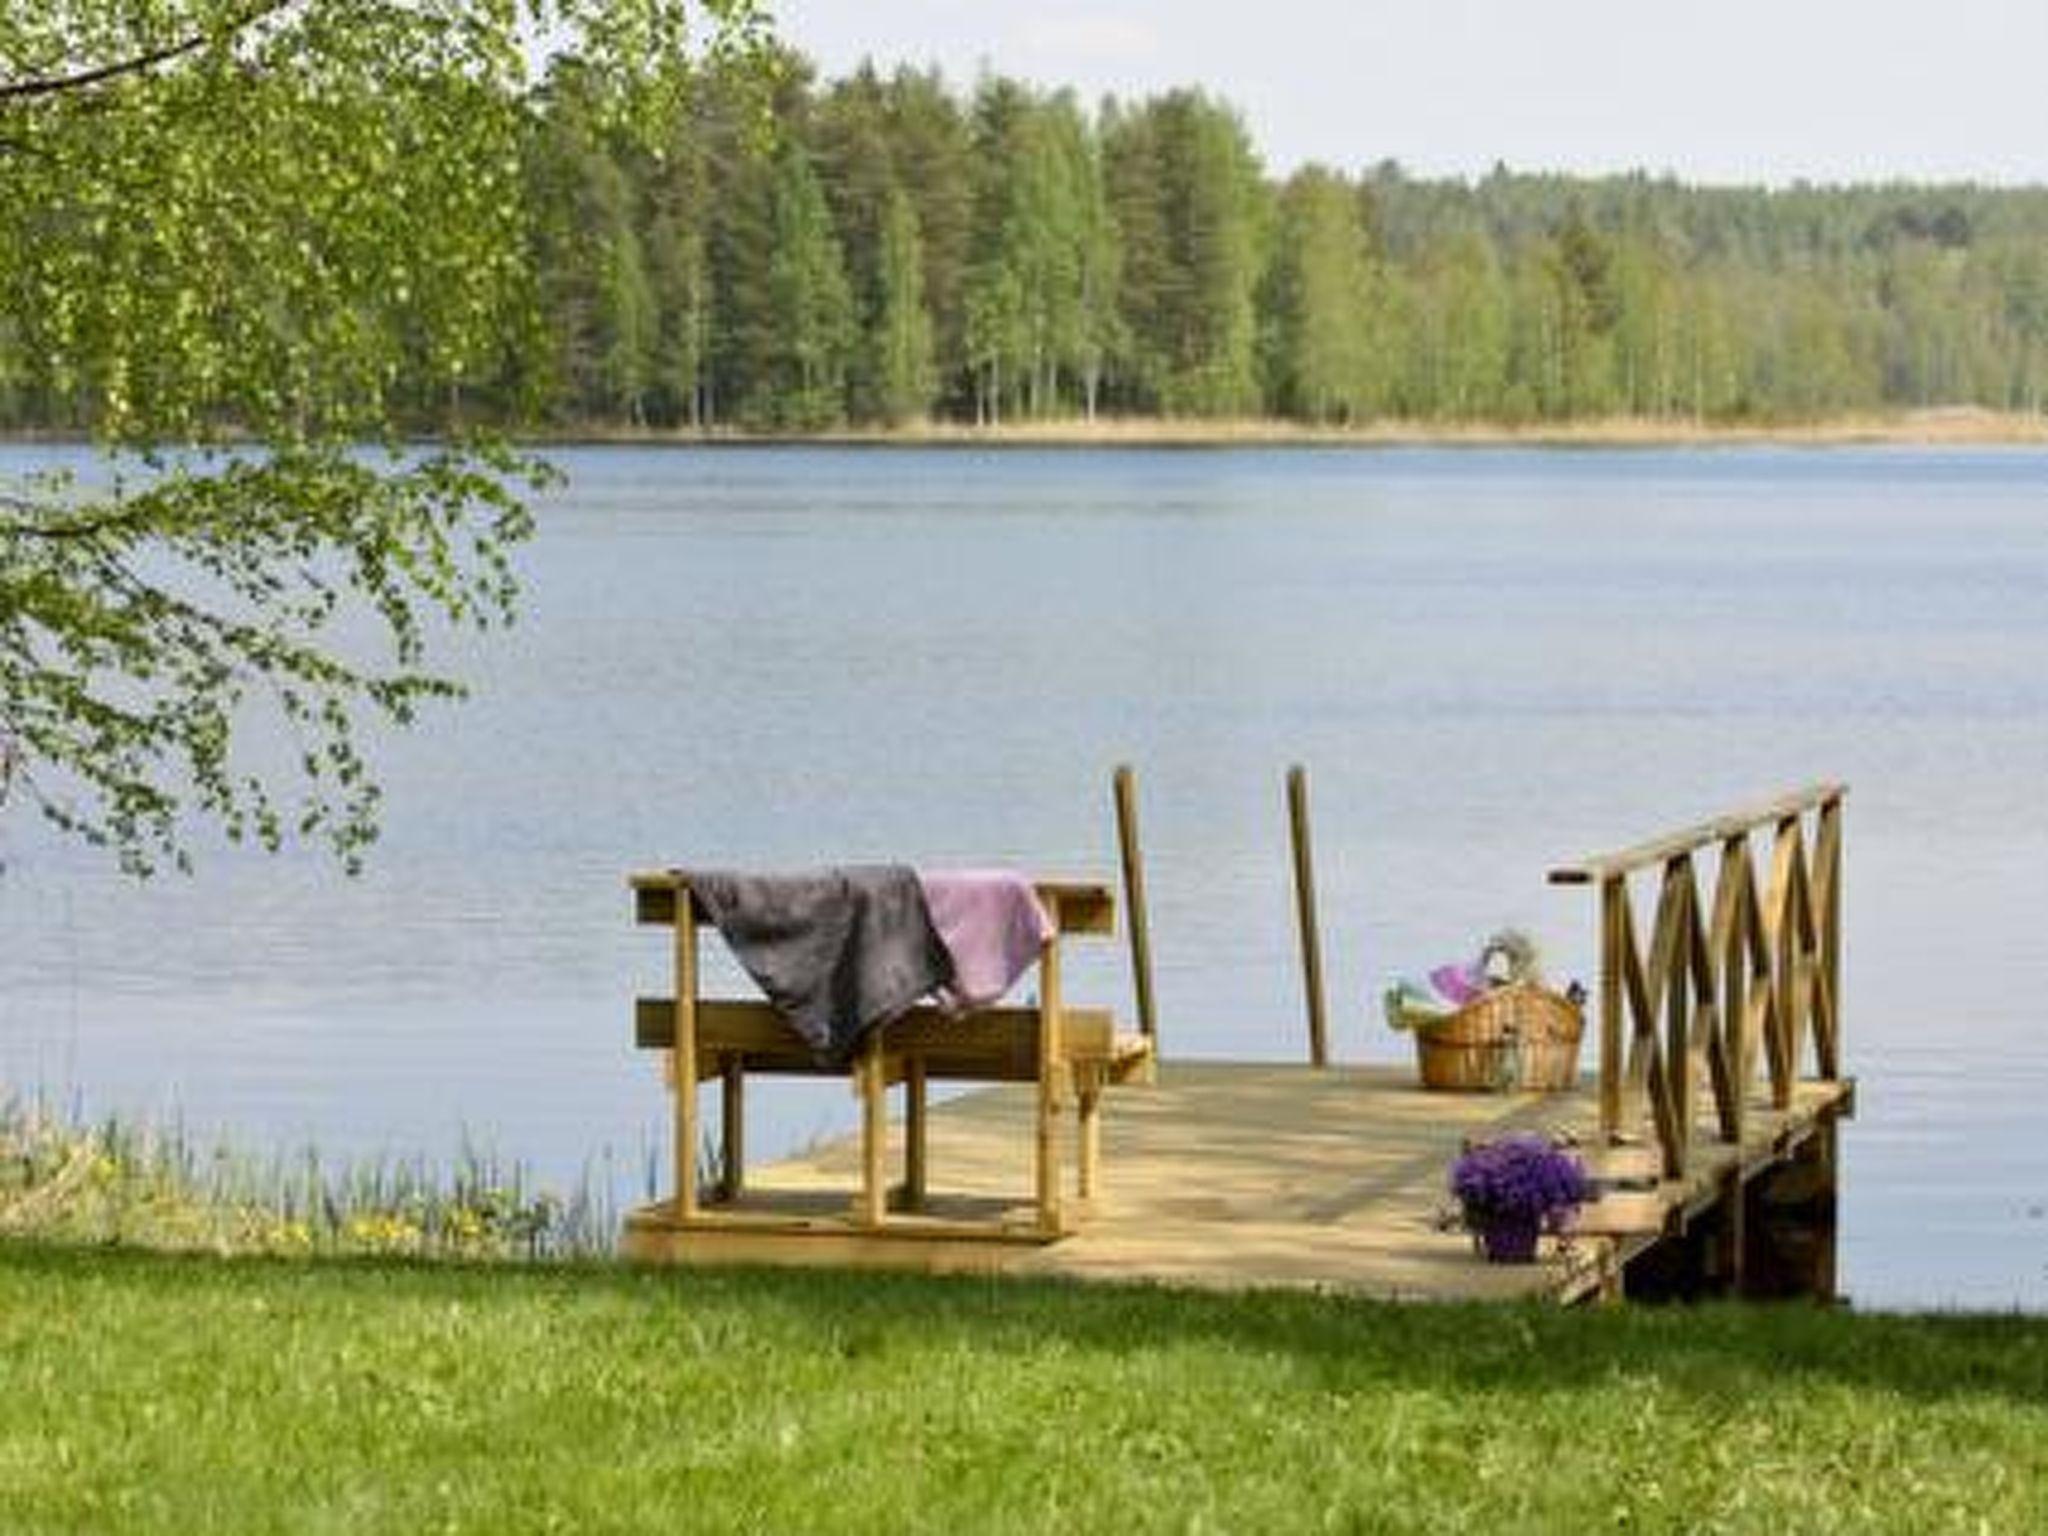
<box><xmin>688</xmin><ymin>866</ymin><xmax>954</xmax><ymax>1065</ymax></box>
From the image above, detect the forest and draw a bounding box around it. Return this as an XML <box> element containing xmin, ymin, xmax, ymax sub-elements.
<box><xmin>9</xmin><ymin>49</ymin><xmax>2048</xmax><ymax>434</ymax></box>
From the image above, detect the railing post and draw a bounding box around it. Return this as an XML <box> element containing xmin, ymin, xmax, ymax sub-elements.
<box><xmin>1817</xmin><ymin>793</ymin><xmax>1844</xmax><ymax>1080</ymax></box>
<box><xmin>1719</xmin><ymin>833</ymin><xmax>1749</xmax><ymax>1149</ymax></box>
<box><xmin>1768</xmin><ymin>816</ymin><xmax>1801</xmax><ymax>1110</ymax></box>
<box><xmin>1599</xmin><ymin>876</ymin><xmax>1626</xmax><ymax>1144</ymax></box>
<box><xmin>1663</xmin><ymin>857</ymin><xmax>1693</xmax><ymax>1179</ymax></box>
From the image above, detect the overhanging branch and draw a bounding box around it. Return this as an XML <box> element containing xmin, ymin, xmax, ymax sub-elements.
<box><xmin>1</xmin><ymin>494</ymin><xmax>163</xmax><ymax>543</ymax></box>
<box><xmin>0</xmin><ymin>3</ymin><xmax>295</xmax><ymax>104</ymax></box>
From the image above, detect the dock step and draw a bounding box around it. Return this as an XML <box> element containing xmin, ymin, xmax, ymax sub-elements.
<box><xmin>1570</xmin><ymin>1191</ymin><xmax>1674</xmax><ymax>1238</ymax></box>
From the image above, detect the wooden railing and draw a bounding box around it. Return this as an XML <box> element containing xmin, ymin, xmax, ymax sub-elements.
<box><xmin>1549</xmin><ymin>784</ymin><xmax>1845</xmax><ymax>1179</ymax></box>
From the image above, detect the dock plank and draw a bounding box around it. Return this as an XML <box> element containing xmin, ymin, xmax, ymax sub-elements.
<box><xmin>622</xmin><ymin>1060</ymin><xmax>1850</xmax><ymax>1303</ymax></box>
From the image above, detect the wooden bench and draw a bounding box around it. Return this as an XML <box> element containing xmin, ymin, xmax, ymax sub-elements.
<box><xmin>631</xmin><ymin>871</ymin><xmax>1154</xmax><ymax>1239</ymax></box>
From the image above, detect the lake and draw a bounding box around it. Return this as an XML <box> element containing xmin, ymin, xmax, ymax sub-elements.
<box><xmin>3</xmin><ymin>443</ymin><xmax>2045</xmax><ymax>1309</ymax></box>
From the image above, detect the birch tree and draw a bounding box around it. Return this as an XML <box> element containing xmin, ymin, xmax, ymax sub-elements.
<box><xmin>0</xmin><ymin>1</ymin><xmax>768</xmax><ymax>874</ymax></box>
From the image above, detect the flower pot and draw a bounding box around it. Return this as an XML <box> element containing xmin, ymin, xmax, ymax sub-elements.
<box><xmin>1475</xmin><ymin>1213</ymin><xmax>1542</xmax><ymax>1264</ymax></box>
<box><xmin>1450</xmin><ymin>1136</ymin><xmax>1590</xmax><ymax>1265</ymax></box>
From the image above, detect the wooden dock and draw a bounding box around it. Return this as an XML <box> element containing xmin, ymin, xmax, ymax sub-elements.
<box><xmin>623</xmin><ymin>1060</ymin><xmax>1853</xmax><ymax>1304</ymax></box>
<box><xmin>625</xmin><ymin>784</ymin><xmax>1853</xmax><ymax>1304</ymax></box>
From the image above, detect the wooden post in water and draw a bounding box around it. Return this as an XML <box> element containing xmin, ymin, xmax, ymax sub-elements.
<box><xmin>1112</xmin><ymin>764</ymin><xmax>1159</xmax><ymax>1048</ymax></box>
<box><xmin>1286</xmin><ymin>765</ymin><xmax>1330</xmax><ymax>1068</ymax></box>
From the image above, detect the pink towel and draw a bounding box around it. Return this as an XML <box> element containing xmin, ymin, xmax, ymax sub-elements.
<box><xmin>917</xmin><ymin>869</ymin><xmax>1054</xmax><ymax>1012</ymax></box>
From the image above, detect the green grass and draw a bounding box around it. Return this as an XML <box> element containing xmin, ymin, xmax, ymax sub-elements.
<box><xmin>3</xmin><ymin>1243</ymin><xmax>2045</xmax><ymax>1535</ymax></box>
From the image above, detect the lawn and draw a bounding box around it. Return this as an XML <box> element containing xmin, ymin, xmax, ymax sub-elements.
<box><xmin>2</xmin><ymin>1243</ymin><xmax>2043</xmax><ymax>1534</ymax></box>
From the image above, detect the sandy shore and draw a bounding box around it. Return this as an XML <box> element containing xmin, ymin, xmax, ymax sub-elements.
<box><xmin>8</xmin><ymin>409</ymin><xmax>2044</xmax><ymax>452</ymax></box>
<box><xmin>540</xmin><ymin>407</ymin><xmax>2048</xmax><ymax>449</ymax></box>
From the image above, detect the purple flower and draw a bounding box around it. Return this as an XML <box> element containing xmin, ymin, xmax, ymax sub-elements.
<box><xmin>1449</xmin><ymin>1135</ymin><xmax>1592</xmax><ymax>1228</ymax></box>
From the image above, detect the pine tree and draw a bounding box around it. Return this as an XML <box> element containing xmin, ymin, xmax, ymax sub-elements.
<box><xmin>1101</xmin><ymin>98</ymin><xmax>1169</xmax><ymax>411</ymax></box>
<box><xmin>964</xmin><ymin>77</ymin><xmax>1032</xmax><ymax>424</ymax></box>
<box><xmin>751</xmin><ymin>145</ymin><xmax>855</xmax><ymax>429</ymax></box>
<box><xmin>1263</xmin><ymin>167</ymin><xmax>1377</xmax><ymax>423</ymax></box>
<box><xmin>644</xmin><ymin>192</ymin><xmax>711</xmax><ymax>428</ymax></box>
<box><xmin>1541</xmin><ymin>210</ymin><xmax>1621</xmax><ymax>416</ymax></box>
<box><xmin>882</xmin><ymin>68</ymin><xmax>975</xmax><ymax>413</ymax></box>
<box><xmin>1071</xmin><ymin>123</ymin><xmax>1122</xmax><ymax>422</ymax></box>
<box><xmin>595</xmin><ymin>158</ymin><xmax>657</xmax><ymax>426</ymax></box>
<box><xmin>815</xmin><ymin>65</ymin><xmax>899</xmax><ymax>421</ymax></box>
<box><xmin>875</xmin><ymin>187</ymin><xmax>936</xmax><ymax>424</ymax></box>
<box><xmin>640</xmin><ymin>113</ymin><xmax>713</xmax><ymax>428</ymax></box>
<box><xmin>1109</xmin><ymin>91</ymin><xmax>1264</xmax><ymax>416</ymax></box>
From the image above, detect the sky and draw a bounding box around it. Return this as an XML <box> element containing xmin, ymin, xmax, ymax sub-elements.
<box><xmin>769</xmin><ymin>0</ymin><xmax>2048</xmax><ymax>187</ymax></box>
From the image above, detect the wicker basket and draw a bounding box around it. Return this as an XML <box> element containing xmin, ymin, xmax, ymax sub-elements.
<box><xmin>1412</xmin><ymin>982</ymin><xmax>1584</xmax><ymax>1092</ymax></box>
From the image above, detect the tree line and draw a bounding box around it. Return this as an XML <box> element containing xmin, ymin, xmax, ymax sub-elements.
<box><xmin>9</xmin><ymin>50</ymin><xmax>2048</xmax><ymax>434</ymax></box>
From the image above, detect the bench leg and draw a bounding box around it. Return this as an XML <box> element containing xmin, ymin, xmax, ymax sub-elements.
<box><xmin>856</xmin><ymin>1040</ymin><xmax>887</xmax><ymax>1228</ymax></box>
<box><xmin>1036</xmin><ymin>937</ymin><xmax>1065</xmax><ymax>1237</ymax></box>
<box><xmin>1076</xmin><ymin>1068</ymin><xmax>1103</xmax><ymax>1202</ymax></box>
<box><xmin>718</xmin><ymin>1056</ymin><xmax>744</xmax><ymax>1203</ymax></box>
<box><xmin>672</xmin><ymin>903</ymin><xmax>699</xmax><ymax>1223</ymax></box>
<box><xmin>1036</xmin><ymin>1091</ymin><xmax>1063</xmax><ymax>1235</ymax></box>
<box><xmin>902</xmin><ymin>1058</ymin><xmax>928</xmax><ymax>1212</ymax></box>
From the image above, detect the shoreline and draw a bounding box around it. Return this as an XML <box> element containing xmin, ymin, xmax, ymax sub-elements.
<box><xmin>5</xmin><ymin>409</ymin><xmax>2048</xmax><ymax>453</ymax></box>
<box><xmin>527</xmin><ymin>407</ymin><xmax>2048</xmax><ymax>449</ymax></box>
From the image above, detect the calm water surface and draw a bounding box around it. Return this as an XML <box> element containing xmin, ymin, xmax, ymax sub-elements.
<box><xmin>3</xmin><ymin>444</ymin><xmax>2045</xmax><ymax>1309</ymax></box>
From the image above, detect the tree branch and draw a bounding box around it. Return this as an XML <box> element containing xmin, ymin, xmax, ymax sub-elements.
<box><xmin>0</xmin><ymin>3</ymin><xmax>295</xmax><ymax>104</ymax></box>
<box><xmin>0</xmin><ymin>494</ymin><xmax>164</xmax><ymax>543</ymax></box>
